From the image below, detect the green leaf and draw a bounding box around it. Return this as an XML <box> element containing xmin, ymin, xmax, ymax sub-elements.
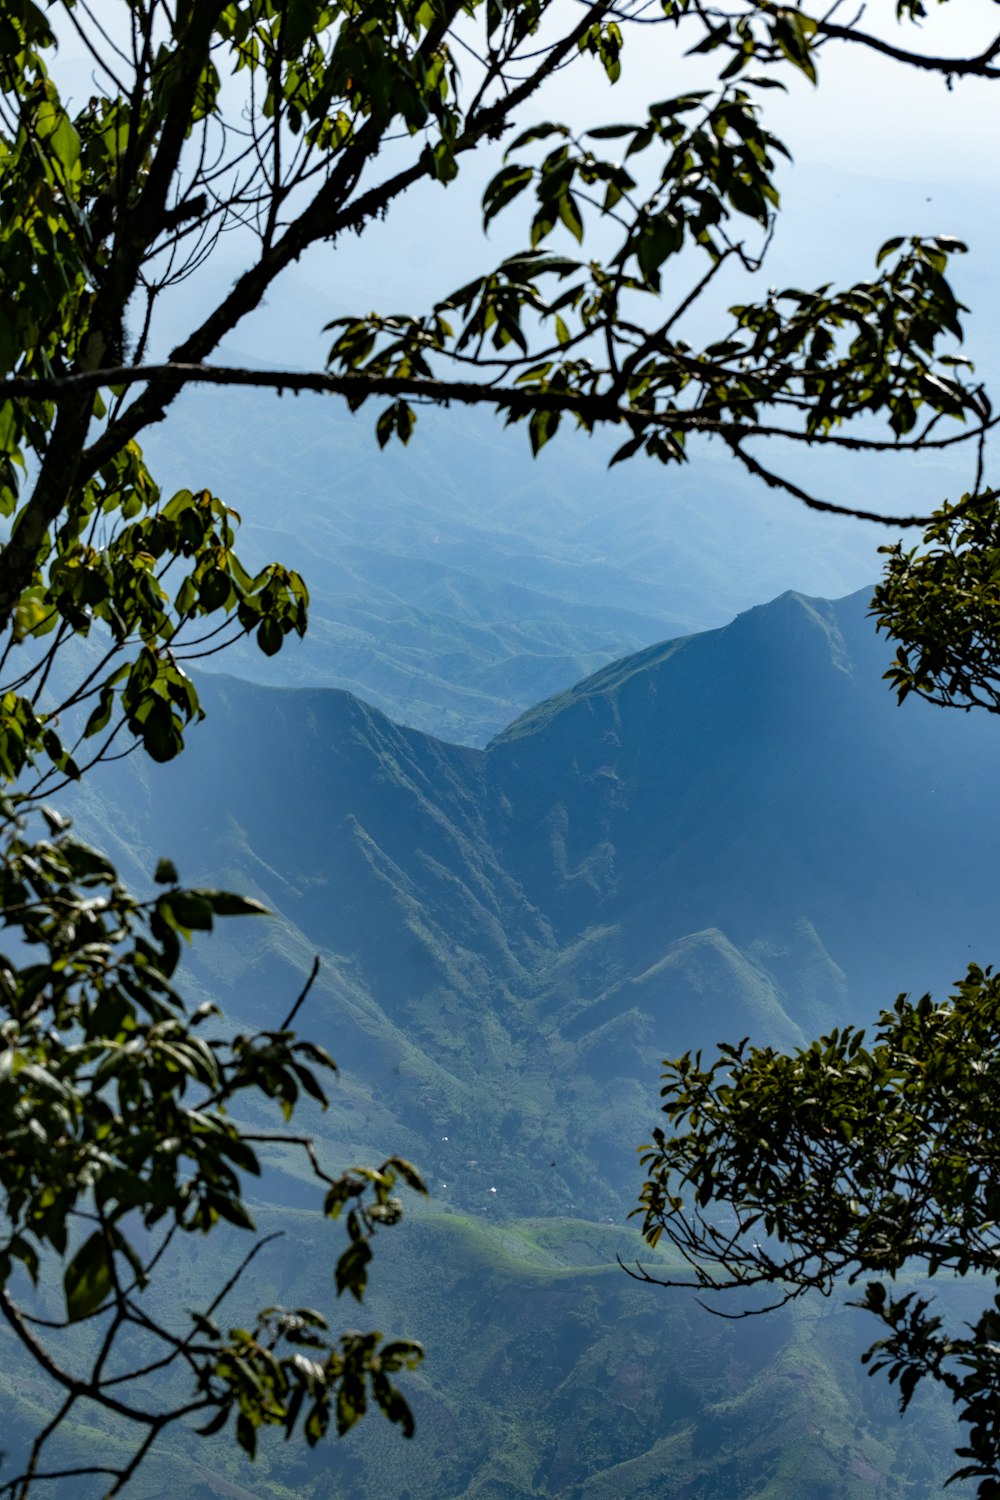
<box><xmin>164</xmin><ymin>891</ymin><xmax>214</xmax><ymax>931</ymax></box>
<box><xmin>196</xmin><ymin>1405</ymin><xmax>231</xmax><ymax>1438</ymax></box>
<box><xmin>528</xmin><ymin>408</ymin><xmax>560</xmax><ymax>455</ymax></box>
<box><xmin>483</xmin><ymin>164</ymin><xmax>533</xmax><ymax>226</ymax></box>
<box><xmin>505</xmin><ymin>123</ymin><xmax>569</xmax><ymax>155</ymax></box>
<box><xmin>609</xmin><ymin>432</ymin><xmax>645</xmax><ymax>468</ymax></box>
<box><xmin>64</xmin><ymin>1233</ymin><xmax>113</xmax><ymax>1322</ymax></box>
<box><xmin>876</xmin><ymin>236</ymin><xmax>905</xmax><ymax>267</ymax></box>
<box><xmin>558</xmin><ymin>192</ymin><xmax>584</xmax><ymax>243</ymax></box>
<box><xmin>386</xmin><ymin>1157</ymin><xmax>428</xmax><ymax>1193</ymax></box>
<box><xmin>257</xmin><ymin>616</ymin><xmax>283</xmax><ymax>656</ymax></box>
<box><xmin>202</xmin><ymin>891</ymin><xmax>270</xmax><ymax>917</ymax></box>
<box><xmin>586</xmin><ymin>123</ymin><xmax>637</xmax><ymax>140</ymax></box>
<box><xmin>212</xmin><ymin>1194</ymin><xmax>256</xmax><ymax>1231</ymax></box>
<box><xmin>236</xmin><ymin>1411</ymin><xmax>257</xmax><ymax>1458</ymax></box>
<box><xmin>335</xmin><ymin>1240</ymin><xmax>372</xmax><ymax>1301</ymax></box>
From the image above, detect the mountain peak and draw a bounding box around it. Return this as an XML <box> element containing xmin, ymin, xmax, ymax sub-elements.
<box><xmin>489</xmin><ymin>585</ymin><xmax>870</xmax><ymax>751</ymax></box>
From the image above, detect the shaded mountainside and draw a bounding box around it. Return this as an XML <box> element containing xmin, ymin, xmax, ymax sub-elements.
<box><xmin>486</xmin><ymin>587</ymin><xmax>996</xmax><ymax>1018</ymax></box>
<box><xmin>72</xmin><ymin>586</ymin><xmax>1000</xmax><ymax>1227</ymax></box>
<box><xmin>49</xmin><ymin>586</ymin><xmax>1000</xmax><ymax>1499</ymax></box>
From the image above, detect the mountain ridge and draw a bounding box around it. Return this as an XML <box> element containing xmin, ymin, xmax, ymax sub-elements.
<box><xmin>69</xmin><ymin>581</ymin><xmax>1000</xmax><ymax>1223</ymax></box>
<box><xmin>50</xmin><ymin>581</ymin><xmax>1000</xmax><ymax>1498</ymax></box>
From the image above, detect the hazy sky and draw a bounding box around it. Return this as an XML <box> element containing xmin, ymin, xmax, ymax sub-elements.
<box><xmin>50</xmin><ymin>1</ymin><xmax>997</xmax><ymax>368</ymax></box>
<box><xmin>58</xmin><ymin>2</ymin><xmax>1000</xmax><ymax>616</ymax></box>
<box><xmin>214</xmin><ymin>1</ymin><xmax>1000</xmax><ymax>357</ymax></box>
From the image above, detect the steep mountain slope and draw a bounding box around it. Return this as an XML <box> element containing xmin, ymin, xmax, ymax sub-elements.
<box><xmin>70</xmin><ymin>586</ymin><xmax>1000</xmax><ymax>1222</ymax></box>
<box><xmin>487</xmin><ymin>588</ymin><xmax>997</xmax><ymax>1018</ymax></box>
<box><xmin>51</xmin><ymin>586</ymin><xmax>1000</xmax><ymax>1498</ymax></box>
<box><xmin>0</xmin><ymin>1212</ymin><xmax>964</xmax><ymax>1500</ymax></box>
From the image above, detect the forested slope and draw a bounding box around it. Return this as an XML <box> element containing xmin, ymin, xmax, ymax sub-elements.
<box><xmin>71</xmin><ymin>587</ymin><xmax>1000</xmax><ymax>1221</ymax></box>
<box><xmin>44</xmin><ymin>586</ymin><xmax>1000</xmax><ymax>1496</ymax></box>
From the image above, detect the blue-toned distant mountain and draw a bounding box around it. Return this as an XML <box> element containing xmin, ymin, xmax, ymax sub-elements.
<box><xmin>141</xmin><ymin>389</ymin><xmax>902</xmax><ymax>744</ymax></box>
<box><xmin>72</xmin><ymin>586</ymin><xmax>1000</xmax><ymax>1226</ymax></box>
<box><xmin>51</xmin><ymin>586</ymin><xmax>1000</xmax><ymax>1499</ymax></box>
<box><xmin>132</xmin><ymin>156</ymin><xmax>1000</xmax><ymax>754</ymax></box>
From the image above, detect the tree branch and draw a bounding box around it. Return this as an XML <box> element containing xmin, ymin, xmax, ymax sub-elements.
<box><xmin>1</xmin><ymin>361</ymin><xmax>985</xmax><ymax>527</ymax></box>
<box><xmin>72</xmin><ymin>0</ymin><xmax>613</xmax><ymax>493</ymax></box>
<box><xmin>812</xmin><ymin>15</ymin><xmax>1000</xmax><ymax>78</ymax></box>
<box><xmin>0</xmin><ymin>1290</ymin><xmax>164</xmax><ymax>1426</ymax></box>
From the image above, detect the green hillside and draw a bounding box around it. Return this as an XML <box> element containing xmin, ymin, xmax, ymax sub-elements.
<box><xmin>44</xmin><ymin>587</ymin><xmax>1000</xmax><ymax>1495</ymax></box>
<box><xmin>68</xmin><ymin>587</ymin><xmax>1000</xmax><ymax>1219</ymax></box>
<box><xmin>0</xmin><ymin>1209</ymin><xmax>968</xmax><ymax>1499</ymax></box>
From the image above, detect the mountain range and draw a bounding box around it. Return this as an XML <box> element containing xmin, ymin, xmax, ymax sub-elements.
<box><xmin>139</xmin><ymin>392</ymin><xmax>895</xmax><ymax>744</ymax></box>
<box><xmin>28</xmin><ymin>584</ymin><xmax>999</xmax><ymax>1498</ymax></box>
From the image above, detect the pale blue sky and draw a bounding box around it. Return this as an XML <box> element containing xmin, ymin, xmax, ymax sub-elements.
<box><xmin>55</xmin><ymin>2</ymin><xmax>1000</xmax><ymax>617</ymax></box>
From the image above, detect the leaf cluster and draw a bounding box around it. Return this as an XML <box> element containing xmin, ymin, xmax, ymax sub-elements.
<box><xmin>0</xmin><ymin>439</ymin><xmax>309</xmax><ymax>785</ymax></box>
<box><xmin>0</xmin><ymin>794</ymin><xmax>428</xmax><ymax>1494</ymax></box>
<box><xmin>207</xmin><ymin>1309</ymin><xmax>422</xmax><ymax>1458</ymax></box>
<box><xmin>873</xmin><ymin>489</ymin><xmax>1000</xmax><ymax>717</ymax></box>
<box><xmin>635</xmin><ymin>965</ymin><xmax>1000</xmax><ymax>1491</ymax></box>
